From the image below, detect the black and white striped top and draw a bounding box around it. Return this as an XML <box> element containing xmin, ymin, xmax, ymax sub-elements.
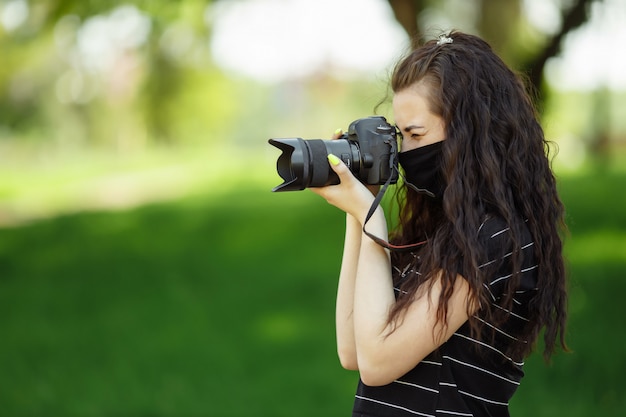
<box><xmin>352</xmin><ymin>216</ymin><xmax>538</xmax><ymax>417</ymax></box>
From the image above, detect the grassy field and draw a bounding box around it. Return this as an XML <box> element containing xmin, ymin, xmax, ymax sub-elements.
<box><xmin>1</xmin><ymin>158</ymin><xmax>625</xmax><ymax>416</ymax></box>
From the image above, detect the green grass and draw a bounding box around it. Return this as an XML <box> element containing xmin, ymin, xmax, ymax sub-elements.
<box><xmin>1</xmin><ymin>168</ymin><xmax>625</xmax><ymax>416</ymax></box>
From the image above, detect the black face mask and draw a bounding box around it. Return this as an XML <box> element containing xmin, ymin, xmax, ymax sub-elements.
<box><xmin>398</xmin><ymin>141</ymin><xmax>446</xmax><ymax>199</ymax></box>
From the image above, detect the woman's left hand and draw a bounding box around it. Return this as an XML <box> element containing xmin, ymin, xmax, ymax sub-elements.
<box><xmin>310</xmin><ymin>154</ymin><xmax>376</xmax><ymax>224</ymax></box>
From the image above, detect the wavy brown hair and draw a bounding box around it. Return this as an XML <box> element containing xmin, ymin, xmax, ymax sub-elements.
<box><xmin>386</xmin><ymin>31</ymin><xmax>567</xmax><ymax>360</ymax></box>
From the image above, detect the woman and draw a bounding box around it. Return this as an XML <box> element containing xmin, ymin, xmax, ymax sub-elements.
<box><xmin>312</xmin><ymin>31</ymin><xmax>568</xmax><ymax>416</ymax></box>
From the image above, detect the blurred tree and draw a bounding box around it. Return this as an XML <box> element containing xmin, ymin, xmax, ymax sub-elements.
<box><xmin>386</xmin><ymin>0</ymin><xmax>603</xmax><ymax>96</ymax></box>
<box><xmin>0</xmin><ymin>0</ymin><xmax>231</xmax><ymax>148</ymax></box>
<box><xmin>520</xmin><ymin>0</ymin><xmax>602</xmax><ymax>94</ymax></box>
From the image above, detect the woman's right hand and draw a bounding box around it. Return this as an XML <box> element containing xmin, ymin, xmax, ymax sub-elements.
<box><xmin>310</xmin><ymin>153</ymin><xmax>376</xmax><ymax>225</ymax></box>
<box><xmin>332</xmin><ymin>129</ymin><xmax>380</xmax><ymax>197</ymax></box>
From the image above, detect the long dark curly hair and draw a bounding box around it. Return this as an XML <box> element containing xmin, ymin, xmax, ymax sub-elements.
<box><xmin>386</xmin><ymin>31</ymin><xmax>568</xmax><ymax>360</ymax></box>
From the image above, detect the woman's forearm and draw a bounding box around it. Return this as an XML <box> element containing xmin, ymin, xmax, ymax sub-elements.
<box><xmin>352</xmin><ymin>207</ymin><xmax>396</xmax><ymax>377</ymax></box>
<box><xmin>335</xmin><ymin>213</ymin><xmax>363</xmax><ymax>370</ymax></box>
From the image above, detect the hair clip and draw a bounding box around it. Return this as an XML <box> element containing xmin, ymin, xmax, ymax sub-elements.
<box><xmin>436</xmin><ymin>34</ymin><xmax>453</xmax><ymax>45</ymax></box>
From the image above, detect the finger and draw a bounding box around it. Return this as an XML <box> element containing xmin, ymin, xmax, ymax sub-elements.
<box><xmin>327</xmin><ymin>154</ymin><xmax>350</xmax><ymax>178</ymax></box>
<box><xmin>331</xmin><ymin>128</ymin><xmax>343</xmax><ymax>140</ymax></box>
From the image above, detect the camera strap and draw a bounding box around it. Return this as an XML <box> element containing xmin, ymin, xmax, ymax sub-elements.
<box><xmin>361</xmin><ymin>149</ymin><xmax>428</xmax><ymax>253</ymax></box>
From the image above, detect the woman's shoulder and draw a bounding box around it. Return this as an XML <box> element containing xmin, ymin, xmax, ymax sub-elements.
<box><xmin>477</xmin><ymin>214</ymin><xmax>531</xmax><ymax>243</ymax></box>
<box><xmin>475</xmin><ymin>214</ymin><xmax>535</xmax><ymax>267</ymax></box>
<box><xmin>477</xmin><ymin>215</ymin><xmax>507</xmax><ymax>238</ymax></box>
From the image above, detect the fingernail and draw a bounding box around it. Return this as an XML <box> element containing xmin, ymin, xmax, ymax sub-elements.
<box><xmin>334</xmin><ymin>128</ymin><xmax>342</xmax><ymax>136</ymax></box>
<box><xmin>327</xmin><ymin>154</ymin><xmax>341</xmax><ymax>166</ymax></box>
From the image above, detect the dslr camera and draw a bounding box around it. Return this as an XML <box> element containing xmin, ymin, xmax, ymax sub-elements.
<box><xmin>268</xmin><ymin>116</ymin><xmax>399</xmax><ymax>192</ymax></box>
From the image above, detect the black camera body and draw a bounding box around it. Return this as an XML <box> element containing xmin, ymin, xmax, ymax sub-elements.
<box><xmin>268</xmin><ymin>116</ymin><xmax>399</xmax><ymax>192</ymax></box>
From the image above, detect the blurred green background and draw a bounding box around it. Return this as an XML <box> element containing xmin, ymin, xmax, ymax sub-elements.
<box><xmin>1</xmin><ymin>0</ymin><xmax>625</xmax><ymax>416</ymax></box>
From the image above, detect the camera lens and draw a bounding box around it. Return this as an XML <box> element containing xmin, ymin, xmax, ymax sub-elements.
<box><xmin>268</xmin><ymin>138</ymin><xmax>360</xmax><ymax>192</ymax></box>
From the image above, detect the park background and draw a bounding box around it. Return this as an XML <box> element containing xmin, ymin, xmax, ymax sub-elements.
<box><xmin>1</xmin><ymin>0</ymin><xmax>625</xmax><ymax>415</ymax></box>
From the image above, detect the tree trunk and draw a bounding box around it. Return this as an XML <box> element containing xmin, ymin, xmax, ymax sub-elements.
<box><xmin>523</xmin><ymin>0</ymin><xmax>599</xmax><ymax>95</ymax></box>
<box><xmin>388</xmin><ymin>0</ymin><xmax>423</xmax><ymax>48</ymax></box>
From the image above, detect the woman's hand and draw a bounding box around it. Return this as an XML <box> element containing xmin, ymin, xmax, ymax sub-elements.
<box><xmin>309</xmin><ymin>129</ymin><xmax>380</xmax><ymax>222</ymax></box>
<box><xmin>310</xmin><ymin>153</ymin><xmax>376</xmax><ymax>225</ymax></box>
<box><xmin>332</xmin><ymin>129</ymin><xmax>381</xmax><ymax>197</ymax></box>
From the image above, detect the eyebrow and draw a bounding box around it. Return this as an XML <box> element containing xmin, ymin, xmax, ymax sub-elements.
<box><xmin>396</xmin><ymin>124</ymin><xmax>424</xmax><ymax>133</ymax></box>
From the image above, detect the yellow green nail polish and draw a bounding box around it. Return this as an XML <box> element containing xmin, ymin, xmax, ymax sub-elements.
<box><xmin>334</xmin><ymin>128</ymin><xmax>342</xmax><ymax>135</ymax></box>
<box><xmin>327</xmin><ymin>154</ymin><xmax>341</xmax><ymax>166</ymax></box>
